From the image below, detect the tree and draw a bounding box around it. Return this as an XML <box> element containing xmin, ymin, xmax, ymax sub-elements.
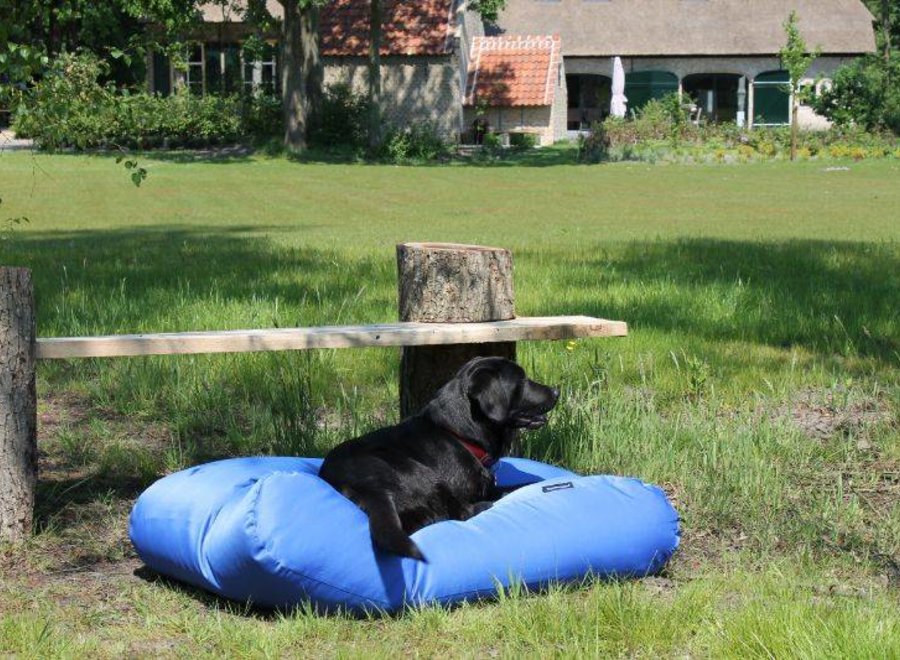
<box><xmin>278</xmin><ymin>0</ymin><xmax>324</xmax><ymax>151</ymax></box>
<box><xmin>812</xmin><ymin>54</ymin><xmax>900</xmax><ymax>134</ymax></box>
<box><xmin>0</xmin><ymin>0</ymin><xmax>203</xmax><ymax>87</ymax></box>
<box><xmin>367</xmin><ymin>0</ymin><xmax>382</xmax><ymax>152</ymax></box>
<box><xmin>779</xmin><ymin>11</ymin><xmax>819</xmax><ymax>162</ymax></box>
<box><xmin>182</xmin><ymin>0</ymin><xmax>328</xmax><ymax>152</ymax></box>
<box><xmin>1</xmin><ymin>0</ymin><xmax>330</xmax><ymax>152</ymax></box>
<box><xmin>863</xmin><ymin>0</ymin><xmax>898</xmax><ymax>62</ymax></box>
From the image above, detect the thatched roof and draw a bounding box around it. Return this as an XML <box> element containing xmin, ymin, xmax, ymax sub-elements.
<box><xmin>491</xmin><ymin>0</ymin><xmax>876</xmax><ymax>57</ymax></box>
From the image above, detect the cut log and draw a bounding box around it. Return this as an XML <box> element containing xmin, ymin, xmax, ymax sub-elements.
<box><xmin>398</xmin><ymin>243</ymin><xmax>517</xmax><ymax>418</ymax></box>
<box><xmin>0</xmin><ymin>267</ymin><xmax>36</xmax><ymax>543</ymax></box>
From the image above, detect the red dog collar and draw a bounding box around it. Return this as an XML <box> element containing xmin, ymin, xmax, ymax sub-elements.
<box><xmin>459</xmin><ymin>439</ymin><xmax>494</xmax><ymax>467</ymax></box>
<box><xmin>443</xmin><ymin>428</ymin><xmax>495</xmax><ymax>467</ymax></box>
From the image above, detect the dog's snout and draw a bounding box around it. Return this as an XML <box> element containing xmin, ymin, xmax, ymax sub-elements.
<box><xmin>549</xmin><ymin>387</ymin><xmax>560</xmax><ymax>402</ymax></box>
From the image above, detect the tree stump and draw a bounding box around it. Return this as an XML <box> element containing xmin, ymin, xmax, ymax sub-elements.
<box><xmin>0</xmin><ymin>267</ymin><xmax>36</xmax><ymax>543</ymax></box>
<box><xmin>398</xmin><ymin>243</ymin><xmax>516</xmax><ymax>418</ymax></box>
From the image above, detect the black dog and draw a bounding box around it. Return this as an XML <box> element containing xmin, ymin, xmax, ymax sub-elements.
<box><xmin>319</xmin><ymin>356</ymin><xmax>559</xmax><ymax>561</ymax></box>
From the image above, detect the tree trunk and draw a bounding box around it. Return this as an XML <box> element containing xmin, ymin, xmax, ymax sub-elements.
<box><xmin>281</xmin><ymin>0</ymin><xmax>322</xmax><ymax>151</ymax></box>
<box><xmin>0</xmin><ymin>267</ymin><xmax>36</xmax><ymax>544</ymax></box>
<box><xmin>367</xmin><ymin>0</ymin><xmax>383</xmax><ymax>152</ymax></box>
<box><xmin>397</xmin><ymin>243</ymin><xmax>516</xmax><ymax>418</ymax></box>
<box><xmin>791</xmin><ymin>95</ymin><xmax>798</xmax><ymax>161</ymax></box>
<box><xmin>882</xmin><ymin>0</ymin><xmax>891</xmax><ymax>63</ymax></box>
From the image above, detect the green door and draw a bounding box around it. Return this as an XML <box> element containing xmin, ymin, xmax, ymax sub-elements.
<box><xmin>624</xmin><ymin>71</ymin><xmax>678</xmax><ymax>113</ymax></box>
<box><xmin>754</xmin><ymin>70</ymin><xmax>790</xmax><ymax>125</ymax></box>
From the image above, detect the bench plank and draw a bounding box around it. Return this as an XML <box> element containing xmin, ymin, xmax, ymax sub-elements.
<box><xmin>36</xmin><ymin>316</ymin><xmax>627</xmax><ymax>360</ymax></box>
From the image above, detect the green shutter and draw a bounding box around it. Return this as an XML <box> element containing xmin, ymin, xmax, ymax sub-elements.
<box><xmin>754</xmin><ymin>70</ymin><xmax>790</xmax><ymax>125</ymax></box>
<box><xmin>152</xmin><ymin>52</ymin><xmax>171</xmax><ymax>96</ymax></box>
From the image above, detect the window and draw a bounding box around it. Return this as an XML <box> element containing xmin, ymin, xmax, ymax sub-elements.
<box><xmin>206</xmin><ymin>44</ymin><xmax>243</xmax><ymax>94</ymax></box>
<box><xmin>186</xmin><ymin>45</ymin><xmax>204</xmax><ymax>95</ymax></box>
<box><xmin>243</xmin><ymin>43</ymin><xmax>279</xmax><ymax>94</ymax></box>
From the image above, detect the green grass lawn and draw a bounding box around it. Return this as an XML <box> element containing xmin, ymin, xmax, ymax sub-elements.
<box><xmin>1</xmin><ymin>150</ymin><xmax>899</xmax><ymax>657</ymax></box>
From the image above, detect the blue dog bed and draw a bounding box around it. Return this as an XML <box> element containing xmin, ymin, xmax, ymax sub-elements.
<box><xmin>130</xmin><ymin>457</ymin><xmax>679</xmax><ymax>612</ymax></box>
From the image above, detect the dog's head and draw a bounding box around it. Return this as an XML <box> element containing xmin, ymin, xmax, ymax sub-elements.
<box><xmin>458</xmin><ymin>357</ymin><xmax>559</xmax><ymax>431</ymax></box>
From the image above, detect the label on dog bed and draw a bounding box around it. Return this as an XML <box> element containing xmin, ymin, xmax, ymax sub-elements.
<box><xmin>542</xmin><ymin>481</ymin><xmax>574</xmax><ymax>493</ymax></box>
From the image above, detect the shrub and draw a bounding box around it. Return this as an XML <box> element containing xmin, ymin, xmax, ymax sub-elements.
<box><xmin>310</xmin><ymin>82</ymin><xmax>370</xmax><ymax>151</ymax></box>
<box><xmin>575</xmin><ymin>100</ymin><xmax>897</xmax><ymax>165</ymax></box>
<box><xmin>577</xmin><ymin>120</ymin><xmax>611</xmax><ymax>162</ymax></box>
<box><xmin>12</xmin><ymin>51</ymin><xmax>114</xmax><ymax>149</ymax></box>
<box><xmin>812</xmin><ymin>55</ymin><xmax>900</xmax><ymax>134</ymax></box>
<box><xmin>380</xmin><ymin>122</ymin><xmax>449</xmax><ymax>162</ymax></box>
<box><xmin>737</xmin><ymin>144</ymin><xmax>756</xmax><ymax>160</ymax></box>
<box><xmin>509</xmin><ymin>131</ymin><xmax>538</xmax><ymax>150</ymax></box>
<box><xmin>13</xmin><ymin>52</ymin><xmax>282</xmax><ymax>150</ymax></box>
<box><xmin>240</xmin><ymin>93</ymin><xmax>282</xmax><ymax>143</ymax></box>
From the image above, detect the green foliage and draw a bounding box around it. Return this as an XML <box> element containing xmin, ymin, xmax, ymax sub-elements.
<box><xmin>779</xmin><ymin>10</ymin><xmax>820</xmax><ymax>159</ymax></box>
<box><xmin>309</xmin><ymin>83</ymin><xmax>448</xmax><ymax>162</ymax></box>
<box><xmin>469</xmin><ymin>0</ymin><xmax>507</xmax><ymax>22</ymax></box>
<box><xmin>862</xmin><ymin>0</ymin><xmax>899</xmax><ymax>54</ymax></box>
<box><xmin>508</xmin><ymin>131</ymin><xmax>538</xmax><ymax>150</ymax></box>
<box><xmin>577</xmin><ymin>109</ymin><xmax>898</xmax><ymax>164</ymax></box>
<box><xmin>0</xmin><ymin>212</ymin><xmax>28</xmax><ymax>241</ymax></box>
<box><xmin>380</xmin><ymin>122</ymin><xmax>449</xmax><ymax>162</ymax></box>
<box><xmin>577</xmin><ymin>120</ymin><xmax>611</xmax><ymax>163</ymax></box>
<box><xmin>310</xmin><ymin>82</ymin><xmax>371</xmax><ymax>151</ymax></box>
<box><xmin>813</xmin><ymin>55</ymin><xmax>900</xmax><ymax>134</ymax></box>
<box><xmin>11</xmin><ymin>51</ymin><xmax>115</xmax><ymax>150</ymax></box>
<box><xmin>586</xmin><ymin>94</ymin><xmax>693</xmax><ymax>155</ymax></box>
<box><xmin>779</xmin><ymin>11</ymin><xmax>820</xmax><ymax>94</ymax></box>
<box><xmin>13</xmin><ymin>52</ymin><xmax>281</xmax><ymax>151</ymax></box>
<box><xmin>0</xmin><ymin>0</ymin><xmax>175</xmax><ymax>88</ymax></box>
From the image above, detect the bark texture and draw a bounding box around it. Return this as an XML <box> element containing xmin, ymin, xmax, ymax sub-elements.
<box><xmin>0</xmin><ymin>267</ymin><xmax>36</xmax><ymax>543</ymax></box>
<box><xmin>281</xmin><ymin>0</ymin><xmax>322</xmax><ymax>151</ymax></box>
<box><xmin>398</xmin><ymin>243</ymin><xmax>516</xmax><ymax>418</ymax></box>
<box><xmin>367</xmin><ymin>0</ymin><xmax>383</xmax><ymax>151</ymax></box>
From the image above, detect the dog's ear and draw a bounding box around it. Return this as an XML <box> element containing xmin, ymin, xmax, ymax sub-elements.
<box><xmin>467</xmin><ymin>364</ymin><xmax>511</xmax><ymax>426</ymax></box>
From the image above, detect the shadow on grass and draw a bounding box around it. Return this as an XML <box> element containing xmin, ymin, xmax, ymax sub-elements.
<box><xmin>4</xmin><ymin>224</ymin><xmax>396</xmax><ymax>335</ymax></box>
<box><xmin>457</xmin><ymin>144</ymin><xmax>581</xmax><ymax>168</ymax></box>
<box><xmin>530</xmin><ymin>238</ymin><xmax>900</xmax><ymax>364</ymax></box>
<box><xmin>132</xmin><ymin>566</ymin><xmax>290</xmax><ymax>619</ymax></box>
<box><xmin>122</xmin><ymin>142</ymin><xmax>583</xmax><ymax>168</ymax></box>
<box><xmin>8</xmin><ymin>228</ymin><xmax>898</xmax><ymax>362</ymax></box>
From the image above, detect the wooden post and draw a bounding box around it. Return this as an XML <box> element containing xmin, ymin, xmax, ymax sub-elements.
<box><xmin>0</xmin><ymin>267</ymin><xmax>37</xmax><ymax>543</ymax></box>
<box><xmin>397</xmin><ymin>243</ymin><xmax>516</xmax><ymax>418</ymax></box>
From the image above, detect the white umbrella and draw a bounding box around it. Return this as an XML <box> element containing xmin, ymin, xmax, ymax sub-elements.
<box><xmin>610</xmin><ymin>56</ymin><xmax>628</xmax><ymax>118</ymax></box>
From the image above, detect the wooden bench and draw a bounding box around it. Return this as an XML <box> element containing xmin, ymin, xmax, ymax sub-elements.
<box><xmin>0</xmin><ymin>242</ymin><xmax>627</xmax><ymax>542</ymax></box>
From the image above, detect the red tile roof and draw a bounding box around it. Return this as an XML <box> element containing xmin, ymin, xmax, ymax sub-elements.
<box><xmin>320</xmin><ymin>0</ymin><xmax>455</xmax><ymax>57</ymax></box>
<box><xmin>465</xmin><ymin>35</ymin><xmax>561</xmax><ymax>107</ymax></box>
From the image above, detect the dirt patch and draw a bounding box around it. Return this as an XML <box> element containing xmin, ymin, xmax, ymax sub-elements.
<box><xmin>781</xmin><ymin>388</ymin><xmax>894</xmax><ymax>442</ymax></box>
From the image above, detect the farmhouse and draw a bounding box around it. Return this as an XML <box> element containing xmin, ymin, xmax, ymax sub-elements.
<box><xmin>146</xmin><ymin>0</ymin><xmax>876</xmax><ymax>143</ymax></box>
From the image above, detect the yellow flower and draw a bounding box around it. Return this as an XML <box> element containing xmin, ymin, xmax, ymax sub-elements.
<box><xmin>565</xmin><ymin>340</ymin><xmax>577</xmax><ymax>352</ymax></box>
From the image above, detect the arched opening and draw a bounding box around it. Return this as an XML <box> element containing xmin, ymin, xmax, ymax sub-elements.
<box><xmin>624</xmin><ymin>70</ymin><xmax>678</xmax><ymax>113</ymax></box>
<box><xmin>754</xmin><ymin>70</ymin><xmax>790</xmax><ymax>126</ymax></box>
<box><xmin>566</xmin><ymin>74</ymin><xmax>611</xmax><ymax>130</ymax></box>
<box><xmin>682</xmin><ymin>73</ymin><xmax>744</xmax><ymax>124</ymax></box>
